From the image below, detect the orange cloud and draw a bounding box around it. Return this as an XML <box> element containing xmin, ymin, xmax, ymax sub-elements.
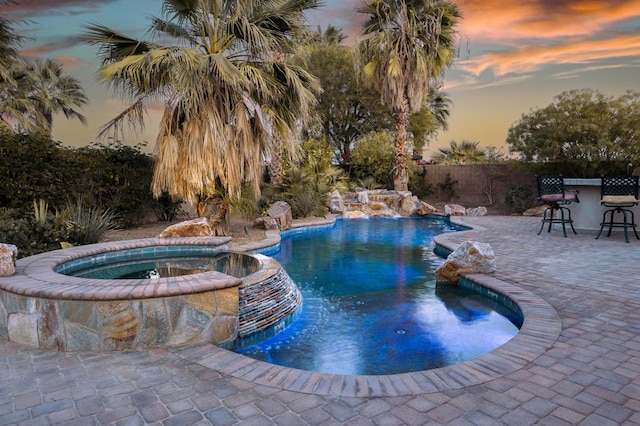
<box><xmin>457</xmin><ymin>0</ymin><xmax>640</xmax><ymax>42</ymax></box>
<box><xmin>461</xmin><ymin>34</ymin><xmax>640</xmax><ymax>76</ymax></box>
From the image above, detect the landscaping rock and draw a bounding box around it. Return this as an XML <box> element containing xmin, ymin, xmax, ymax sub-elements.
<box><xmin>397</xmin><ymin>194</ymin><xmax>420</xmax><ymax>216</ymax></box>
<box><xmin>254</xmin><ymin>216</ymin><xmax>279</xmax><ymax>230</ymax></box>
<box><xmin>363</xmin><ymin>202</ymin><xmax>396</xmax><ymax>217</ymax></box>
<box><xmin>343</xmin><ymin>210</ymin><xmax>368</xmax><ymax>219</ymax></box>
<box><xmin>329</xmin><ymin>190</ymin><xmax>344</xmax><ymax>214</ymax></box>
<box><xmin>416</xmin><ymin>201</ymin><xmax>437</xmax><ymax>215</ymax></box>
<box><xmin>158</xmin><ymin>217</ymin><xmax>213</xmax><ymax>238</ymax></box>
<box><xmin>356</xmin><ymin>189</ymin><xmax>369</xmax><ymax>204</ymax></box>
<box><xmin>435</xmin><ymin>241</ymin><xmax>496</xmax><ymax>285</ymax></box>
<box><xmin>267</xmin><ymin>201</ymin><xmax>293</xmax><ymax>231</ymax></box>
<box><xmin>0</xmin><ymin>243</ymin><xmax>17</xmax><ymax>276</ymax></box>
<box><xmin>466</xmin><ymin>206</ymin><xmax>488</xmax><ymax>217</ymax></box>
<box><xmin>444</xmin><ymin>204</ymin><xmax>466</xmax><ymax>216</ymax></box>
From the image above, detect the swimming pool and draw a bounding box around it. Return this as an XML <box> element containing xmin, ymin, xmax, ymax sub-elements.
<box><xmin>227</xmin><ymin>217</ymin><xmax>522</xmax><ymax>375</ymax></box>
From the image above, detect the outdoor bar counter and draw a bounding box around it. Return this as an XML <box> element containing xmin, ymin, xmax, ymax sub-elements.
<box><xmin>564</xmin><ymin>178</ymin><xmax>640</xmax><ymax>234</ymax></box>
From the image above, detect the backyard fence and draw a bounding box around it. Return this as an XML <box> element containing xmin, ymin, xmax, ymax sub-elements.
<box><xmin>423</xmin><ymin>163</ymin><xmax>537</xmax><ymax>207</ymax></box>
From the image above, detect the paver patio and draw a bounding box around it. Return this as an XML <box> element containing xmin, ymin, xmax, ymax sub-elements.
<box><xmin>2</xmin><ymin>215</ymin><xmax>640</xmax><ymax>425</ymax></box>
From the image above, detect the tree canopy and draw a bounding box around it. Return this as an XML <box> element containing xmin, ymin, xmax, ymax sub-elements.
<box><xmin>83</xmin><ymin>0</ymin><xmax>321</xmax><ymax>228</ymax></box>
<box><xmin>507</xmin><ymin>89</ymin><xmax>640</xmax><ymax>176</ymax></box>
<box><xmin>0</xmin><ymin>2</ymin><xmax>87</xmax><ymax>135</ymax></box>
<box><xmin>433</xmin><ymin>139</ymin><xmax>485</xmax><ymax>164</ymax></box>
<box><xmin>357</xmin><ymin>0</ymin><xmax>461</xmax><ymax>191</ymax></box>
<box><xmin>299</xmin><ymin>37</ymin><xmax>392</xmax><ymax>164</ymax></box>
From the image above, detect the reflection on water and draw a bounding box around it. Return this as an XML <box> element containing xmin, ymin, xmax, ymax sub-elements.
<box><xmin>68</xmin><ymin>252</ymin><xmax>260</xmax><ymax>279</ymax></box>
<box><xmin>233</xmin><ymin>217</ymin><xmax>521</xmax><ymax>375</ymax></box>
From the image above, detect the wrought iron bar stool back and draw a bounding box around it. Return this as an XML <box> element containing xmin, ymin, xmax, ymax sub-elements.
<box><xmin>596</xmin><ymin>175</ymin><xmax>640</xmax><ymax>243</ymax></box>
<box><xmin>536</xmin><ymin>174</ymin><xmax>580</xmax><ymax>237</ymax></box>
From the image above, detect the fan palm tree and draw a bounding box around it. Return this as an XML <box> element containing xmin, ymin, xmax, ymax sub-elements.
<box><xmin>357</xmin><ymin>0</ymin><xmax>461</xmax><ymax>191</ymax></box>
<box><xmin>0</xmin><ymin>59</ymin><xmax>87</xmax><ymax>135</ymax></box>
<box><xmin>0</xmin><ymin>0</ymin><xmax>22</xmax><ymax>83</ymax></box>
<box><xmin>433</xmin><ymin>139</ymin><xmax>485</xmax><ymax>164</ymax></box>
<box><xmin>83</xmin><ymin>0</ymin><xmax>320</xmax><ymax>233</ymax></box>
<box><xmin>0</xmin><ymin>1</ymin><xmax>43</xmax><ymax>132</ymax></box>
<box><xmin>24</xmin><ymin>58</ymin><xmax>88</xmax><ymax>137</ymax></box>
<box><xmin>0</xmin><ymin>60</ymin><xmax>46</xmax><ymax>132</ymax></box>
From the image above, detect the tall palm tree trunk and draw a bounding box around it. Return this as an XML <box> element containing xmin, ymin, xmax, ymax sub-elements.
<box><xmin>270</xmin><ymin>131</ymin><xmax>284</xmax><ymax>185</ymax></box>
<box><xmin>393</xmin><ymin>96</ymin><xmax>410</xmax><ymax>191</ymax></box>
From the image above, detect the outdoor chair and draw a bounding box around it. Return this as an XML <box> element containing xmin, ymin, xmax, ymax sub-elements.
<box><xmin>536</xmin><ymin>174</ymin><xmax>580</xmax><ymax>237</ymax></box>
<box><xmin>596</xmin><ymin>175</ymin><xmax>640</xmax><ymax>243</ymax></box>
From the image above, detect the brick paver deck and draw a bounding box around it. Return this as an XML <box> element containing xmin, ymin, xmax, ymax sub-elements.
<box><xmin>2</xmin><ymin>215</ymin><xmax>640</xmax><ymax>425</ymax></box>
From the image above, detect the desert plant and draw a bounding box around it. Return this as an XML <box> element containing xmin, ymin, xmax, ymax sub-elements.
<box><xmin>62</xmin><ymin>200</ymin><xmax>118</xmax><ymax>245</ymax></box>
<box><xmin>351</xmin><ymin>176</ymin><xmax>384</xmax><ymax>190</ymax></box>
<box><xmin>289</xmin><ymin>191</ymin><xmax>328</xmax><ymax>218</ymax></box>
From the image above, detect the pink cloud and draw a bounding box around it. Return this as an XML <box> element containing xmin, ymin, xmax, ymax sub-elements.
<box><xmin>19</xmin><ymin>35</ymin><xmax>83</xmax><ymax>57</ymax></box>
<box><xmin>456</xmin><ymin>0</ymin><xmax>640</xmax><ymax>42</ymax></box>
<box><xmin>461</xmin><ymin>34</ymin><xmax>640</xmax><ymax>76</ymax></box>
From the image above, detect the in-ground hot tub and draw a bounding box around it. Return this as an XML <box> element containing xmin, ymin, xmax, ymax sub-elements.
<box><xmin>0</xmin><ymin>237</ymin><xmax>301</xmax><ymax>351</ymax></box>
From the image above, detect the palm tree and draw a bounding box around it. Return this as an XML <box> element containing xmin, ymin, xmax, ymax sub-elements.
<box><xmin>357</xmin><ymin>0</ymin><xmax>461</xmax><ymax>191</ymax></box>
<box><xmin>24</xmin><ymin>58</ymin><xmax>88</xmax><ymax>136</ymax></box>
<box><xmin>0</xmin><ymin>59</ymin><xmax>87</xmax><ymax>135</ymax></box>
<box><xmin>433</xmin><ymin>140</ymin><xmax>485</xmax><ymax>164</ymax></box>
<box><xmin>0</xmin><ymin>1</ymin><xmax>43</xmax><ymax>132</ymax></box>
<box><xmin>0</xmin><ymin>60</ymin><xmax>47</xmax><ymax>132</ymax></box>
<box><xmin>0</xmin><ymin>0</ymin><xmax>22</xmax><ymax>83</ymax></box>
<box><xmin>83</xmin><ymin>0</ymin><xmax>320</xmax><ymax>234</ymax></box>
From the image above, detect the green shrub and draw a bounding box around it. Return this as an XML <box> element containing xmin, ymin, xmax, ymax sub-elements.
<box><xmin>505</xmin><ymin>184</ymin><xmax>535</xmax><ymax>213</ymax></box>
<box><xmin>349</xmin><ymin>131</ymin><xmax>395</xmax><ymax>189</ymax></box>
<box><xmin>289</xmin><ymin>191</ymin><xmax>328</xmax><ymax>218</ymax></box>
<box><xmin>260</xmin><ymin>138</ymin><xmax>347</xmax><ymax>219</ymax></box>
<box><xmin>61</xmin><ymin>200</ymin><xmax>118</xmax><ymax>245</ymax></box>
<box><xmin>0</xmin><ymin>200</ymin><xmax>117</xmax><ymax>258</ymax></box>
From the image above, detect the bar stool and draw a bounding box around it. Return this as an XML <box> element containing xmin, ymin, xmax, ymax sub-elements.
<box><xmin>596</xmin><ymin>175</ymin><xmax>640</xmax><ymax>243</ymax></box>
<box><xmin>536</xmin><ymin>174</ymin><xmax>580</xmax><ymax>237</ymax></box>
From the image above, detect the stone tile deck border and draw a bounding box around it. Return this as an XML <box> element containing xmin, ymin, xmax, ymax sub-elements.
<box><xmin>0</xmin><ymin>237</ymin><xmax>241</xmax><ymax>300</ymax></box>
<box><xmin>175</xmin><ymin>215</ymin><xmax>562</xmax><ymax>398</ymax></box>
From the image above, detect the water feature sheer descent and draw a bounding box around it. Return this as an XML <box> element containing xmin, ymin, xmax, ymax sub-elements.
<box><xmin>229</xmin><ymin>217</ymin><xmax>522</xmax><ymax>375</ymax></box>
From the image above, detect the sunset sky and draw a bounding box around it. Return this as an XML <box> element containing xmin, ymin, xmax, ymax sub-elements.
<box><xmin>4</xmin><ymin>0</ymin><xmax>640</xmax><ymax>158</ymax></box>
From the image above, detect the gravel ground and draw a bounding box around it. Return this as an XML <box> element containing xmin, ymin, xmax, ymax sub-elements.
<box><xmin>102</xmin><ymin>216</ymin><xmax>267</xmax><ymax>249</ymax></box>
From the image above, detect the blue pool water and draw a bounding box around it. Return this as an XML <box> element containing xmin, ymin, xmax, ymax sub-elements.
<box><xmin>230</xmin><ymin>217</ymin><xmax>522</xmax><ymax>375</ymax></box>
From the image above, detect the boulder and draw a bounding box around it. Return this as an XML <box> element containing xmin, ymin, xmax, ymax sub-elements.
<box><xmin>342</xmin><ymin>210</ymin><xmax>368</xmax><ymax>219</ymax></box>
<box><xmin>364</xmin><ymin>202</ymin><xmax>396</xmax><ymax>218</ymax></box>
<box><xmin>444</xmin><ymin>204</ymin><xmax>466</xmax><ymax>216</ymax></box>
<box><xmin>0</xmin><ymin>243</ymin><xmax>17</xmax><ymax>276</ymax></box>
<box><xmin>416</xmin><ymin>201</ymin><xmax>437</xmax><ymax>215</ymax></box>
<box><xmin>158</xmin><ymin>217</ymin><xmax>213</xmax><ymax>238</ymax></box>
<box><xmin>329</xmin><ymin>190</ymin><xmax>344</xmax><ymax>214</ymax></box>
<box><xmin>397</xmin><ymin>195</ymin><xmax>419</xmax><ymax>216</ymax></box>
<box><xmin>267</xmin><ymin>201</ymin><xmax>293</xmax><ymax>230</ymax></box>
<box><xmin>356</xmin><ymin>189</ymin><xmax>369</xmax><ymax>204</ymax></box>
<box><xmin>466</xmin><ymin>206</ymin><xmax>488</xmax><ymax>217</ymax></box>
<box><xmin>435</xmin><ymin>241</ymin><xmax>496</xmax><ymax>285</ymax></box>
<box><xmin>254</xmin><ymin>216</ymin><xmax>279</xmax><ymax>230</ymax></box>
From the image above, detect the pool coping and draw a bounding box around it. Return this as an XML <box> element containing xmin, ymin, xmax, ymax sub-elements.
<box><xmin>171</xmin><ymin>215</ymin><xmax>562</xmax><ymax>397</ymax></box>
<box><xmin>0</xmin><ymin>237</ymin><xmax>244</xmax><ymax>300</ymax></box>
